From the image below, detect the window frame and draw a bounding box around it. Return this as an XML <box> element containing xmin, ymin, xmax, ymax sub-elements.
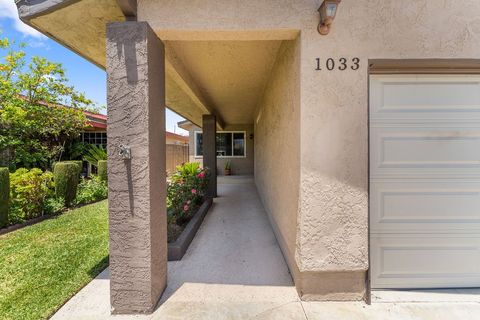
<box><xmin>81</xmin><ymin>131</ymin><xmax>107</xmax><ymax>148</ymax></box>
<box><xmin>194</xmin><ymin>130</ymin><xmax>247</xmax><ymax>159</ymax></box>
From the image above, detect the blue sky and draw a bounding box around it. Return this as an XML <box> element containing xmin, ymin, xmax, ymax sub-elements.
<box><xmin>0</xmin><ymin>0</ymin><xmax>187</xmax><ymax>135</ymax></box>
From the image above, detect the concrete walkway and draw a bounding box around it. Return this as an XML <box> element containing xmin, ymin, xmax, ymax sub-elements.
<box><xmin>52</xmin><ymin>176</ymin><xmax>480</xmax><ymax>320</ymax></box>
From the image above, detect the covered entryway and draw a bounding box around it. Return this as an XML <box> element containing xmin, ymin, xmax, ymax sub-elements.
<box><xmin>370</xmin><ymin>74</ymin><xmax>480</xmax><ymax>289</ymax></box>
<box><xmin>103</xmin><ymin>20</ymin><xmax>300</xmax><ymax>312</ymax></box>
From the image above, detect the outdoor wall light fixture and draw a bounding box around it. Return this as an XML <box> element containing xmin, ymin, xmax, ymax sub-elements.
<box><xmin>118</xmin><ymin>144</ymin><xmax>131</xmax><ymax>160</ymax></box>
<box><xmin>317</xmin><ymin>0</ymin><xmax>341</xmax><ymax>35</ymax></box>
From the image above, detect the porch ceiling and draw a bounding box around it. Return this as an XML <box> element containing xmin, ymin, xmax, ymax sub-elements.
<box><xmin>166</xmin><ymin>41</ymin><xmax>282</xmax><ymax>125</ymax></box>
<box><xmin>16</xmin><ymin>0</ymin><xmax>283</xmax><ymax>127</ymax></box>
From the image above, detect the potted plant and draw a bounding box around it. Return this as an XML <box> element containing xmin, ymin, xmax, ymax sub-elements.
<box><xmin>224</xmin><ymin>160</ymin><xmax>232</xmax><ymax>176</ymax></box>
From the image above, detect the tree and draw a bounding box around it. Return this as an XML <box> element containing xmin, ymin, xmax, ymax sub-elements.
<box><xmin>0</xmin><ymin>35</ymin><xmax>95</xmax><ymax>170</ymax></box>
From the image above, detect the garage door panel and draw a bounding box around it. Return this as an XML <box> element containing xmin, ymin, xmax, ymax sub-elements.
<box><xmin>370</xmin><ymin>75</ymin><xmax>480</xmax><ymax>121</ymax></box>
<box><xmin>370</xmin><ymin>127</ymin><xmax>480</xmax><ymax>177</ymax></box>
<box><xmin>370</xmin><ymin>74</ymin><xmax>480</xmax><ymax>289</ymax></box>
<box><xmin>371</xmin><ymin>181</ymin><xmax>480</xmax><ymax>233</ymax></box>
<box><xmin>371</xmin><ymin>235</ymin><xmax>480</xmax><ymax>289</ymax></box>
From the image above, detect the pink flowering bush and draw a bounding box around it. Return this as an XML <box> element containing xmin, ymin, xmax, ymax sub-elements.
<box><xmin>167</xmin><ymin>162</ymin><xmax>209</xmax><ymax>227</ymax></box>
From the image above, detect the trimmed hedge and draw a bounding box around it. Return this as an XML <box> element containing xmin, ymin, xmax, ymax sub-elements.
<box><xmin>56</xmin><ymin>160</ymin><xmax>82</xmax><ymax>177</ymax></box>
<box><xmin>67</xmin><ymin>160</ymin><xmax>83</xmax><ymax>176</ymax></box>
<box><xmin>97</xmin><ymin>160</ymin><xmax>107</xmax><ymax>182</ymax></box>
<box><xmin>54</xmin><ymin>162</ymin><xmax>79</xmax><ymax>207</ymax></box>
<box><xmin>0</xmin><ymin>167</ymin><xmax>9</xmax><ymax>228</ymax></box>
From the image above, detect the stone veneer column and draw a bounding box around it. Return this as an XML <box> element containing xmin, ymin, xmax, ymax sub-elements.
<box><xmin>106</xmin><ymin>21</ymin><xmax>166</xmax><ymax>314</ymax></box>
<box><xmin>202</xmin><ymin>115</ymin><xmax>217</xmax><ymax>197</ymax></box>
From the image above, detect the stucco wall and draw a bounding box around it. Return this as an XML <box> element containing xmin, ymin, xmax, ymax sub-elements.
<box><xmin>138</xmin><ymin>0</ymin><xmax>480</xmax><ymax>299</ymax></box>
<box><xmin>254</xmin><ymin>38</ymin><xmax>300</xmax><ymax>283</ymax></box>
<box><xmin>186</xmin><ymin>124</ymin><xmax>254</xmax><ymax>176</ymax></box>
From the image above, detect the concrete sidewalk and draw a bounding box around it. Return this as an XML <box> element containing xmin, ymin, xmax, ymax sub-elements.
<box><xmin>51</xmin><ymin>176</ymin><xmax>480</xmax><ymax>320</ymax></box>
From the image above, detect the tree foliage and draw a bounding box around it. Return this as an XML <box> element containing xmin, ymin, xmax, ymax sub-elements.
<box><xmin>0</xmin><ymin>35</ymin><xmax>96</xmax><ymax>170</ymax></box>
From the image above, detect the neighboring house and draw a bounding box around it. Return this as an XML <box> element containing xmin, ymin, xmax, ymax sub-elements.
<box><xmin>79</xmin><ymin>111</ymin><xmax>107</xmax><ymax>176</ymax></box>
<box><xmin>81</xmin><ymin>111</ymin><xmax>108</xmax><ymax>148</ymax></box>
<box><xmin>165</xmin><ymin>131</ymin><xmax>188</xmax><ymax>146</ymax></box>
<box><xmin>178</xmin><ymin>120</ymin><xmax>253</xmax><ymax>175</ymax></box>
<box><xmin>82</xmin><ymin>112</ymin><xmax>188</xmax><ymax>173</ymax></box>
<box><xmin>16</xmin><ymin>0</ymin><xmax>480</xmax><ymax>315</ymax></box>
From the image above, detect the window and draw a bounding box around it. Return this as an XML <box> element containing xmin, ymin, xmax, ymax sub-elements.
<box><xmin>195</xmin><ymin>131</ymin><xmax>246</xmax><ymax>157</ymax></box>
<box><xmin>81</xmin><ymin>132</ymin><xmax>107</xmax><ymax>148</ymax></box>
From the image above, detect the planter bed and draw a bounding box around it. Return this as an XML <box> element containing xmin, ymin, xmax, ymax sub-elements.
<box><xmin>168</xmin><ymin>197</ymin><xmax>212</xmax><ymax>261</ymax></box>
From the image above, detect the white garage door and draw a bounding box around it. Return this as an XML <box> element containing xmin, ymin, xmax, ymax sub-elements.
<box><xmin>370</xmin><ymin>74</ymin><xmax>480</xmax><ymax>289</ymax></box>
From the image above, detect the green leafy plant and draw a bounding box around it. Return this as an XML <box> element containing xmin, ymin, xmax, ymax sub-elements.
<box><xmin>97</xmin><ymin>160</ymin><xmax>107</xmax><ymax>182</ymax></box>
<box><xmin>0</xmin><ymin>34</ymin><xmax>95</xmax><ymax>170</ymax></box>
<box><xmin>42</xmin><ymin>196</ymin><xmax>65</xmax><ymax>215</ymax></box>
<box><xmin>9</xmin><ymin>168</ymin><xmax>53</xmax><ymax>224</ymax></box>
<box><xmin>167</xmin><ymin>163</ymin><xmax>209</xmax><ymax>227</ymax></box>
<box><xmin>0</xmin><ymin>167</ymin><xmax>9</xmax><ymax>227</ymax></box>
<box><xmin>83</xmin><ymin>144</ymin><xmax>107</xmax><ymax>167</ymax></box>
<box><xmin>75</xmin><ymin>176</ymin><xmax>108</xmax><ymax>205</ymax></box>
<box><xmin>175</xmin><ymin>162</ymin><xmax>201</xmax><ymax>177</ymax></box>
<box><xmin>54</xmin><ymin>162</ymin><xmax>79</xmax><ymax>207</ymax></box>
<box><xmin>224</xmin><ymin>160</ymin><xmax>231</xmax><ymax>170</ymax></box>
<box><xmin>64</xmin><ymin>141</ymin><xmax>88</xmax><ymax>161</ymax></box>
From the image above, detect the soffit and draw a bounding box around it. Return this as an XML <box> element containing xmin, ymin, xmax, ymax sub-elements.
<box><xmin>167</xmin><ymin>40</ymin><xmax>282</xmax><ymax>124</ymax></box>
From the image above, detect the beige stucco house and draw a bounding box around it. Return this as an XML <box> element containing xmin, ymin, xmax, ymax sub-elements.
<box><xmin>178</xmin><ymin>120</ymin><xmax>254</xmax><ymax>175</ymax></box>
<box><xmin>16</xmin><ymin>0</ymin><xmax>480</xmax><ymax>314</ymax></box>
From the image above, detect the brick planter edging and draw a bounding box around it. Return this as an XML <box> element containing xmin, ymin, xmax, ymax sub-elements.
<box><xmin>168</xmin><ymin>198</ymin><xmax>213</xmax><ymax>261</ymax></box>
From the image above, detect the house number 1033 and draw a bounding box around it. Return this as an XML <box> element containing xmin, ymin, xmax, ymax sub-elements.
<box><xmin>315</xmin><ymin>58</ymin><xmax>360</xmax><ymax>71</ymax></box>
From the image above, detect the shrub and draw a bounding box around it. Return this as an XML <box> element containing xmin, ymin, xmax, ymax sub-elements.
<box><xmin>54</xmin><ymin>161</ymin><xmax>82</xmax><ymax>177</ymax></box>
<box><xmin>176</xmin><ymin>162</ymin><xmax>201</xmax><ymax>176</ymax></box>
<box><xmin>97</xmin><ymin>160</ymin><xmax>107</xmax><ymax>182</ymax></box>
<box><xmin>43</xmin><ymin>196</ymin><xmax>65</xmax><ymax>215</ymax></box>
<box><xmin>167</xmin><ymin>163</ymin><xmax>209</xmax><ymax>225</ymax></box>
<box><xmin>54</xmin><ymin>162</ymin><xmax>79</xmax><ymax>207</ymax></box>
<box><xmin>9</xmin><ymin>168</ymin><xmax>53</xmax><ymax>224</ymax></box>
<box><xmin>0</xmin><ymin>167</ymin><xmax>9</xmax><ymax>227</ymax></box>
<box><xmin>65</xmin><ymin>160</ymin><xmax>83</xmax><ymax>176</ymax></box>
<box><xmin>84</xmin><ymin>145</ymin><xmax>107</xmax><ymax>167</ymax></box>
<box><xmin>75</xmin><ymin>176</ymin><xmax>108</xmax><ymax>205</ymax></box>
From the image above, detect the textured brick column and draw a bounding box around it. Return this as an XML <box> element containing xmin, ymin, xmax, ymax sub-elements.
<box><xmin>106</xmin><ymin>22</ymin><xmax>166</xmax><ymax>314</ymax></box>
<box><xmin>202</xmin><ymin>115</ymin><xmax>217</xmax><ymax>198</ymax></box>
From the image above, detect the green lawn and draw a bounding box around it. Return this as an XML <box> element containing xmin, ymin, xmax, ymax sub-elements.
<box><xmin>0</xmin><ymin>200</ymin><xmax>109</xmax><ymax>320</ymax></box>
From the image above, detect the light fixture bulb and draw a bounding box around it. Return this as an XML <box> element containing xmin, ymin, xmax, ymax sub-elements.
<box><xmin>326</xmin><ymin>4</ymin><xmax>337</xmax><ymax>18</ymax></box>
